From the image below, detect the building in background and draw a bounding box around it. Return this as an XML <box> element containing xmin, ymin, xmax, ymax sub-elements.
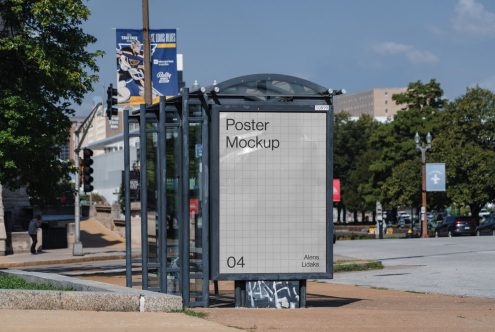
<box><xmin>83</xmin><ymin>105</ymin><xmax>124</xmax><ymax>156</ymax></box>
<box><xmin>333</xmin><ymin>88</ymin><xmax>406</xmax><ymax>122</ymax></box>
<box><xmin>85</xmin><ymin>130</ymin><xmax>139</xmax><ymax>205</ymax></box>
<box><xmin>59</xmin><ymin>116</ymin><xmax>85</xmax><ymax>161</ymax></box>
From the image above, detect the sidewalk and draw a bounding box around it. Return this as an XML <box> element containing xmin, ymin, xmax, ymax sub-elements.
<box><xmin>0</xmin><ymin>310</ymin><xmax>237</xmax><ymax>332</ymax></box>
<box><xmin>0</xmin><ymin>219</ymin><xmax>139</xmax><ymax>269</ymax></box>
<box><xmin>1</xmin><ymin>218</ymin><xmax>362</xmax><ymax>270</ymax></box>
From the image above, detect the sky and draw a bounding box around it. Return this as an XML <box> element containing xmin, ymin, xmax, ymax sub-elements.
<box><xmin>76</xmin><ymin>0</ymin><xmax>495</xmax><ymax>115</ymax></box>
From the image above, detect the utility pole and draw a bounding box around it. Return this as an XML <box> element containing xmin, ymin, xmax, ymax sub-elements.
<box><xmin>73</xmin><ymin>133</ymin><xmax>82</xmax><ymax>256</ymax></box>
<box><xmin>142</xmin><ymin>0</ymin><xmax>152</xmax><ymax>106</ymax></box>
<box><xmin>415</xmin><ymin>132</ymin><xmax>432</xmax><ymax>239</ymax></box>
<box><xmin>73</xmin><ymin>102</ymin><xmax>102</xmax><ymax>256</ymax></box>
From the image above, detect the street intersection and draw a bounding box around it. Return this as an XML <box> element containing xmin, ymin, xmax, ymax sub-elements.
<box><xmin>330</xmin><ymin>236</ymin><xmax>495</xmax><ymax>298</ymax></box>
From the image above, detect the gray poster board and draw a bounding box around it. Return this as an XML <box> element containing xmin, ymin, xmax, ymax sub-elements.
<box><xmin>211</xmin><ymin>105</ymin><xmax>333</xmax><ymax>280</ymax></box>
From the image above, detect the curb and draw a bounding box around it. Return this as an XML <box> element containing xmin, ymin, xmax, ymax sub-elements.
<box><xmin>0</xmin><ymin>270</ymin><xmax>182</xmax><ymax>312</ymax></box>
<box><xmin>0</xmin><ymin>253</ymin><xmax>140</xmax><ymax>269</ymax></box>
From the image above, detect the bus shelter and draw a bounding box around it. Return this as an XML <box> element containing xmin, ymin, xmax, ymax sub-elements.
<box><xmin>123</xmin><ymin>74</ymin><xmax>337</xmax><ymax>308</ymax></box>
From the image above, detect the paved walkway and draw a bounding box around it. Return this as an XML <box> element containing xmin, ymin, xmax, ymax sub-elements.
<box><xmin>0</xmin><ymin>219</ymin><xmax>139</xmax><ymax>269</ymax></box>
<box><xmin>0</xmin><ymin>310</ymin><xmax>237</xmax><ymax>332</ymax></box>
<box><xmin>2</xmin><ymin>281</ymin><xmax>494</xmax><ymax>332</ymax></box>
<box><xmin>2</xmin><ymin>219</ymin><xmax>355</xmax><ymax>270</ymax></box>
<box><xmin>3</xmin><ymin>228</ymin><xmax>495</xmax><ymax>331</ymax></box>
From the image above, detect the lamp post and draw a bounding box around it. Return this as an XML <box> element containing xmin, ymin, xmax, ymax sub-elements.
<box><xmin>415</xmin><ymin>132</ymin><xmax>432</xmax><ymax>239</ymax></box>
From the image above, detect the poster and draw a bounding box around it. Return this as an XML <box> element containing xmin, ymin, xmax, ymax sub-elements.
<box><xmin>115</xmin><ymin>29</ymin><xmax>178</xmax><ymax>105</ymax></box>
<box><xmin>218</xmin><ymin>111</ymin><xmax>327</xmax><ymax>274</ymax></box>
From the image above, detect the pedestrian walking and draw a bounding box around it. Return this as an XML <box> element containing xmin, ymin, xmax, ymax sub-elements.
<box><xmin>28</xmin><ymin>215</ymin><xmax>42</xmax><ymax>254</ymax></box>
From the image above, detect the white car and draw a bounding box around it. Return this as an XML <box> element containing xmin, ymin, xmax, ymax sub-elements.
<box><xmin>398</xmin><ymin>212</ymin><xmax>411</xmax><ymax>219</ymax></box>
<box><xmin>479</xmin><ymin>209</ymin><xmax>491</xmax><ymax>217</ymax></box>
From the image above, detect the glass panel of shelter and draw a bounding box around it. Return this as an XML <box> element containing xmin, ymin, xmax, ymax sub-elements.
<box><xmin>131</xmin><ymin>98</ymin><xmax>208</xmax><ymax>305</ymax></box>
<box><xmin>187</xmin><ymin>103</ymin><xmax>207</xmax><ymax>305</ymax></box>
<box><xmin>124</xmin><ymin>114</ymin><xmax>142</xmax><ymax>289</ymax></box>
<box><xmin>221</xmin><ymin>79</ymin><xmax>321</xmax><ymax>97</ymax></box>
<box><xmin>165</xmin><ymin>110</ymin><xmax>181</xmax><ymax>295</ymax></box>
<box><xmin>141</xmin><ymin>120</ymin><xmax>159</xmax><ymax>290</ymax></box>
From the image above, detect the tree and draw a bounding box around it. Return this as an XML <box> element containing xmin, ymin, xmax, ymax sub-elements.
<box><xmin>343</xmin><ymin>115</ymin><xmax>381</xmax><ymax>221</ymax></box>
<box><xmin>392</xmin><ymin>79</ymin><xmax>446</xmax><ymax>111</ymax></box>
<box><xmin>333</xmin><ymin>112</ymin><xmax>381</xmax><ymax>222</ymax></box>
<box><xmin>333</xmin><ymin>112</ymin><xmax>352</xmax><ymax>222</ymax></box>
<box><xmin>431</xmin><ymin>87</ymin><xmax>495</xmax><ymax>223</ymax></box>
<box><xmin>369</xmin><ymin>80</ymin><xmax>446</xmax><ymax>210</ymax></box>
<box><xmin>381</xmin><ymin>159</ymin><xmax>420</xmax><ymax>208</ymax></box>
<box><xmin>0</xmin><ymin>0</ymin><xmax>102</xmax><ymax>204</ymax></box>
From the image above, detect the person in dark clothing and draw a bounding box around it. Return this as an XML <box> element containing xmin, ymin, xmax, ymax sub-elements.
<box><xmin>28</xmin><ymin>215</ymin><xmax>42</xmax><ymax>254</ymax></box>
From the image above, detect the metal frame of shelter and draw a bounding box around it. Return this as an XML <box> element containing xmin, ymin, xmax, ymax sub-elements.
<box><xmin>123</xmin><ymin>73</ymin><xmax>336</xmax><ymax>308</ymax></box>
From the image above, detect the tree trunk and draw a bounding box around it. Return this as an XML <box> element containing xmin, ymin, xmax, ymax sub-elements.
<box><xmin>392</xmin><ymin>207</ymin><xmax>398</xmax><ymax>224</ymax></box>
<box><xmin>470</xmin><ymin>204</ymin><xmax>481</xmax><ymax>226</ymax></box>
<box><xmin>361</xmin><ymin>211</ymin><xmax>365</xmax><ymax>223</ymax></box>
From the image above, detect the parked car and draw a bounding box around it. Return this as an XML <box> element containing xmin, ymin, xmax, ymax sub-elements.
<box><xmin>476</xmin><ymin>215</ymin><xmax>495</xmax><ymax>236</ymax></box>
<box><xmin>479</xmin><ymin>209</ymin><xmax>491</xmax><ymax>218</ymax></box>
<box><xmin>397</xmin><ymin>215</ymin><xmax>411</xmax><ymax>229</ymax></box>
<box><xmin>434</xmin><ymin>216</ymin><xmax>477</xmax><ymax>237</ymax></box>
<box><xmin>427</xmin><ymin>219</ymin><xmax>437</xmax><ymax>230</ymax></box>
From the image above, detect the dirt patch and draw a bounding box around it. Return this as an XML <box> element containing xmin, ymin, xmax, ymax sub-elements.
<box><xmin>78</xmin><ymin>276</ymin><xmax>495</xmax><ymax>331</ymax></box>
<box><xmin>80</xmin><ymin>219</ymin><xmax>125</xmax><ymax>249</ymax></box>
<box><xmin>202</xmin><ymin>281</ymin><xmax>495</xmax><ymax>332</ymax></box>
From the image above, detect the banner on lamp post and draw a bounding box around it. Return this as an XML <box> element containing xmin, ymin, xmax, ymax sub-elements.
<box><xmin>115</xmin><ymin>29</ymin><xmax>178</xmax><ymax>106</ymax></box>
<box><xmin>426</xmin><ymin>163</ymin><xmax>446</xmax><ymax>192</ymax></box>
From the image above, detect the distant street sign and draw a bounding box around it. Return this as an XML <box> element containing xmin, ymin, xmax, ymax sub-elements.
<box><xmin>333</xmin><ymin>179</ymin><xmax>341</xmax><ymax>202</ymax></box>
<box><xmin>426</xmin><ymin>163</ymin><xmax>446</xmax><ymax>192</ymax></box>
<box><xmin>195</xmin><ymin>144</ymin><xmax>203</xmax><ymax>158</ymax></box>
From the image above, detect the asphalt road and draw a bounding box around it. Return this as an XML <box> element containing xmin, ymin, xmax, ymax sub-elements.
<box><xmin>330</xmin><ymin>236</ymin><xmax>495</xmax><ymax>298</ymax></box>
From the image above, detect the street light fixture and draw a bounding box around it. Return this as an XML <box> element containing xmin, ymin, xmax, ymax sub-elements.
<box><xmin>415</xmin><ymin>132</ymin><xmax>432</xmax><ymax>238</ymax></box>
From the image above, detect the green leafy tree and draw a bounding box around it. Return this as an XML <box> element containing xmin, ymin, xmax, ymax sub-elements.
<box><xmin>431</xmin><ymin>87</ymin><xmax>495</xmax><ymax>223</ymax></box>
<box><xmin>333</xmin><ymin>112</ymin><xmax>352</xmax><ymax>221</ymax></box>
<box><xmin>333</xmin><ymin>112</ymin><xmax>352</xmax><ymax>184</ymax></box>
<box><xmin>381</xmin><ymin>159</ymin><xmax>420</xmax><ymax>208</ymax></box>
<box><xmin>0</xmin><ymin>0</ymin><xmax>102</xmax><ymax>204</ymax></box>
<box><xmin>369</xmin><ymin>80</ymin><xmax>446</xmax><ymax>210</ymax></box>
<box><xmin>343</xmin><ymin>115</ymin><xmax>381</xmax><ymax>220</ymax></box>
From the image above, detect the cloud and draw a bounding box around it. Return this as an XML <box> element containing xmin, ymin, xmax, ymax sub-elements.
<box><xmin>372</xmin><ymin>42</ymin><xmax>439</xmax><ymax>65</ymax></box>
<box><xmin>452</xmin><ymin>0</ymin><xmax>495</xmax><ymax>36</ymax></box>
<box><xmin>427</xmin><ymin>25</ymin><xmax>447</xmax><ymax>36</ymax></box>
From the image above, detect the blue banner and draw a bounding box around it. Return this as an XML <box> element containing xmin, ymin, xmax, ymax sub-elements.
<box><xmin>115</xmin><ymin>29</ymin><xmax>178</xmax><ymax>105</ymax></box>
<box><xmin>426</xmin><ymin>163</ymin><xmax>446</xmax><ymax>192</ymax></box>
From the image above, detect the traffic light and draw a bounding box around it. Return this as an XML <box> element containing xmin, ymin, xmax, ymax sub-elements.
<box><xmin>106</xmin><ymin>83</ymin><xmax>118</xmax><ymax>120</ymax></box>
<box><xmin>82</xmin><ymin>148</ymin><xmax>94</xmax><ymax>192</ymax></box>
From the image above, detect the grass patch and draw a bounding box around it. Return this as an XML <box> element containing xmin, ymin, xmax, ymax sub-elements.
<box><xmin>170</xmin><ymin>308</ymin><xmax>208</xmax><ymax>319</ymax></box>
<box><xmin>334</xmin><ymin>259</ymin><xmax>369</xmax><ymax>264</ymax></box>
<box><xmin>227</xmin><ymin>325</ymin><xmax>257</xmax><ymax>331</ymax></box>
<box><xmin>370</xmin><ymin>286</ymin><xmax>388</xmax><ymax>290</ymax></box>
<box><xmin>337</xmin><ymin>234</ymin><xmax>373</xmax><ymax>241</ymax></box>
<box><xmin>333</xmin><ymin>261</ymin><xmax>383</xmax><ymax>273</ymax></box>
<box><xmin>0</xmin><ymin>274</ymin><xmax>74</xmax><ymax>291</ymax></box>
<box><xmin>406</xmin><ymin>290</ymin><xmax>427</xmax><ymax>294</ymax></box>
